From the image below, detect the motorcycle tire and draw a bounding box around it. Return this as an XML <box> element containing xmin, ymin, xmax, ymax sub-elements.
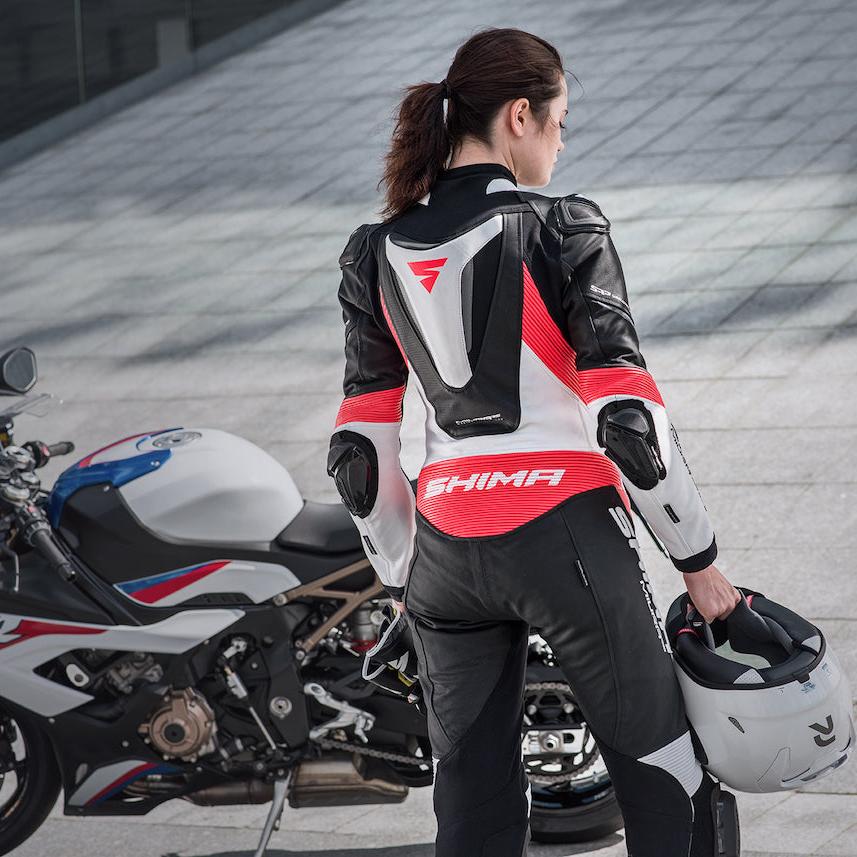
<box><xmin>0</xmin><ymin>706</ymin><xmax>62</xmax><ymax>857</ymax></box>
<box><xmin>529</xmin><ymin>783</ymin><xmax>623</xmax><ymax>844</ymax></box>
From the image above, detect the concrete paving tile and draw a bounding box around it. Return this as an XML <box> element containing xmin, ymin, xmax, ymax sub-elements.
<box><xmin>705</xmin><ymin>209</ymin><xmax>794</xmax><ymax>250</ymax></box>
<box><xmin>618</xmin><ymin>250</ymin><xmax>695</xmax><ymax>292</ymax></box>
<box><xmin>686</xmin><ymin>425</ymin><xmax>854</xmax><ymax>486</ymax></box>
<box><xmin>721</xmin><ymin>326</ymin><xmax>829</xmax><ymax>378</ymax></box>
<box><xmin>717</xmin><ymin>283</ymin><xmax>820</xmax><ymax>331</ymax></box>
<box><xmin>656</xmin><ymin>288</ymin><xmax>759</xmax><ymax>334</ymax></box>
<box><xmin>649</xmin><ymin>214</ymin><xmax>738</xmax><ymax>252</ymax></box>
<box><xmin>826</xmin><ymin>214</ymin><xmax>857</xmax><ymax>244</ymax></box>
<box><xmin>641</xmin><ymin>329</ymin><xmax>761</xmax><ymax>381</ymax></box>
<box><xmin>704</xmin><ymin>246</ymin><xmax>812</xmax><ymax>290</ymax></box>
<box><xmin>663</xmin><ymin>248</ymin><xmax>751</xmax><ymax>291</ymax></box>
<box><xmin>691</xmin><ymin>543</ymin><xmax>857</xmax><ymax>620</ymax></box>
<box><xmin>794</xmin><ymin>326</ymin><xmax>857</xmax><ymax>377</ymax></box>
<box><xmin>633</xmin><ymin>291</ymin><xmax>698</xmax><ymax>337</ymax></box>
<box><xmin>739</xmin><ymin>793</ymin><xmax>857</xmax><ymax>854</ymax></box>
<box><xmin>682</xmin><ymin>375</ymin><xmax>857</xmax><ymax>429</ymax></box>
<box><xmin>775</xmin><ymin>244</ymin><xmax>857</xmax><ymax>286</ymax></box>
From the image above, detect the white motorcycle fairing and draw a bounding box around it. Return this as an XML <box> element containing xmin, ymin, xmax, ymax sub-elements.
<box><xmin>113</xmin><ymin>559</ymin><xmax>301</xmax><ymax>607</ymax></box>
<box><xmin>0</xmin><ymin>609</ymin><xmax>243</xmax><ymax>717</ymax></box>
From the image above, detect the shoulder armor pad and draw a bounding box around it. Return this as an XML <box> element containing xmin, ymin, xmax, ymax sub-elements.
<box><xmin>339</xmin><ymin>223</ymin><xmax>381</xmax><ymax>267</ymax></box>
<box><xmin>550</xmin><ymin>194</ymin><xmax>610</xmax><ymax>235</ymax></box>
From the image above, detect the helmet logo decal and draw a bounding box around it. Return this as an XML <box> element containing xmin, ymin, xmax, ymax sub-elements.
<box><xmin>810</xmin><ymin>716</ymin><xmax>836</xmax><ymax>747</ymax></box>
<box><xmin>407</xmin><ymin>258</ymin><xmax>447</xmax><ymax>293</ymax></box>
<box><xmin>609</xmin><ymin>504</ymin><xmax>671</xmax><ymax>654</ymax></box>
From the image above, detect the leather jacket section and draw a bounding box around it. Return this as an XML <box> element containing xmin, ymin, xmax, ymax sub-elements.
<box><xmin>329</xmin><ymin>163</ymin><xmax>717</xmax><ymax>583</ymax></box>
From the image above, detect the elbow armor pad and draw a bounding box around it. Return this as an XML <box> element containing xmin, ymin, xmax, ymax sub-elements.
<box><xmin>327</xmin><ymin>430</ymin><xmax>378</xmax><ymax>518</ymax></box>
<box><xmin>597</xmin><ymin>399</ymin><xmax>666</xmax><ymax>490</ymax></box>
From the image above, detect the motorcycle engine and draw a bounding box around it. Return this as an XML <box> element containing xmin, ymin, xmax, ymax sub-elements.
<box><xmin>138</xmin><ymin>687</ymin><xmax>218</xmax><ymax>762</ymax></box>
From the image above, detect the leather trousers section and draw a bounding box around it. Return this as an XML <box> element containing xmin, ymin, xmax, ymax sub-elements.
<box><xmin>404</xmin><ymin>486</ymin><xmax>727</xmax><ymax>856</ymax></box>
<box><xmin>405</xmin><ymin>610</ymin><xmax>531</xmax><ymax>857</ymax></box>
<box><xmin>598</xmin><ymin>742</ymin><xmax>717</xmax><ymax>857</ymax></box>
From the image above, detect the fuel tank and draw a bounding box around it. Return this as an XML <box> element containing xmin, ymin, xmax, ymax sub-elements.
<box><xmin>47</xmin><ymin>427</ymin><xmax>371</xmax><ymax>615</ymax></box>
<box><xmin>49</xmin><ymin>428</ymin><xmax>303</xmax><ymax>544</ymax></box>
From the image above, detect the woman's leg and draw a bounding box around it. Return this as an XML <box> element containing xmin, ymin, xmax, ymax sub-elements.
<box><xmin>478</xmin><ymin>486</ymin><xmax>727</xmax><ymax>857</ymax></box>
<box><xmin>405</xmin><ymin>517</ymin><xmax>532</xmax><ymax>857</ymax></box>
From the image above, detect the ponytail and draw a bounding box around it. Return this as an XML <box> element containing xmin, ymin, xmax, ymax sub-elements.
<box><xmin>379</xmin><ymin>79</ymin><xmax>451</xmax><ymax>222</ymax></box>
<box><xmin>379</xmin><ymin>28</ymin><xmax>565</xmax><ymax>221</ymax></box>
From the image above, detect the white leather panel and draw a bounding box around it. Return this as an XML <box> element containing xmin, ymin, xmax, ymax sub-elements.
<box><xmin>385</xmin><ymin>215</ymin><xmax>504</xmax><ymax>388</ymax></box>
<box><xmin>418</xmin><ymin>341</ymin><xmax>593</xmax><ymax>464</ymax></box>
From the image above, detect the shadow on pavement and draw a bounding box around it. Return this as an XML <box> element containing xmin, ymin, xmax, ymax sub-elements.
<box><xmin>157</xmin><ymin>833</ymin><xmax>624</xmax><ymax>856</ymax></box>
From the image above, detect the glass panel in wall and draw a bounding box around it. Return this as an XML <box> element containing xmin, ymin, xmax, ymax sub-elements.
<box><xmin>0</xmin><ymin>1</ymin><xmax>80</xmax><ymax>142</ymax></box>
<box><xmin>191</xmin><ymin>0</ymin><xmax>287</xmax><ymax>48</ymax></box>
<box><xmin>81</xmin><ymin>0</ymin><xmax>190</xmax><ymax>100</ymax></box>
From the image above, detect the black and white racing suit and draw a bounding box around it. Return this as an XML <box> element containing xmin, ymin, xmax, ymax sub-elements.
<box><xmin>327</xmin><ymin>162</ymin><xmax>726</xmax><ymax>856</ymax></box>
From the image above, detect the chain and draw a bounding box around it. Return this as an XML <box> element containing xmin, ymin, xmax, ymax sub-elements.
<box><xmin>311</xmin><ymin>681</ymin><xmax>600</xmax><ymax>782</ymax></box>
<box><xmin>311</xmin><ymin>735</ymin><xmax>431</xmax><ymax>767</ymax></box>
<box><xmin>526</xmin><ymin>680</ymin><xmax>572</xmax><ymax>693</ymax></box>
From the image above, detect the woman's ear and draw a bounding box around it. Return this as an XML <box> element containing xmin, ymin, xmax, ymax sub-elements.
<box><xmin>508</xmin><ymin>97</ymin><xmax>529</xmax><ymax>138</ymax></box>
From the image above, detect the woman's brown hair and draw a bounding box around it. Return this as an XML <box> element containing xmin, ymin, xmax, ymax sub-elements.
<box><xmin>379</xmin><ymin>28</ymin><xmax>566</xmax><ymax>221</ymax></box>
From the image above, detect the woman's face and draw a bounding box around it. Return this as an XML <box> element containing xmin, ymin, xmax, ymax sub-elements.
<box><xmin>506</xmin><ymin>75</ymin><xmax>568</xmax><ymax>188</ymax></box>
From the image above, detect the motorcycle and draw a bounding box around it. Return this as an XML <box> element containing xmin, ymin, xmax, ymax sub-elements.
<box><xmin>0</xmin><ymin>346</ymin><xmax>623</xmax><ymax>856</ymax></box>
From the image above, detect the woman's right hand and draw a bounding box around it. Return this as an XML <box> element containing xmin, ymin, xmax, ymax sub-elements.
<box><xmin>682</xmin><ymin>564</ymin><xmax>741</xmax><ymax>624</ymax></box>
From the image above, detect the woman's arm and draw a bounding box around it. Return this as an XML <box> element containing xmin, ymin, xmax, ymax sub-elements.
<box><xmin>327</xmin><ymin>224</ymin><xmax>416</xmax><ymax>603</ymax></box>
<box><xmin>554</xmin><ymin>196</ymin><xmax>717</xmax><ymax>573</ymax></box>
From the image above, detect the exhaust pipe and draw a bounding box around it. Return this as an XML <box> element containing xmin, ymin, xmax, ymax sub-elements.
<box><xmin>288</xmin><ymin>751</ymin><xmax>408</xmax><ymax>808</ymax></box>
<box><xmin>184</xmin><ymin>780</ymin><xmax>274</xmax><ymax>806</ymax></box>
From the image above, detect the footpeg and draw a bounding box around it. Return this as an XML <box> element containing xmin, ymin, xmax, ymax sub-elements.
<box><xmin>712</xmin><ymin>784</ymin><xmax>740</xmax><ymax>856</ymax></box>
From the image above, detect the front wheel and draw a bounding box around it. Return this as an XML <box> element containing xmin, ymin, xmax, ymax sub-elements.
<box><xmin>0</xmin><ymin>705</ymin><xmax>62</xmax><ymax>856</ymax></box>
<box><xmin>522</xmin><ymin>680</ymin><xmax>623</xmax><ymax>843</ymax></box>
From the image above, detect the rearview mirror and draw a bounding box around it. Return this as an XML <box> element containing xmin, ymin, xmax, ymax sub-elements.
<box><xmin>0</xmin><ymin>348</ymin><xmax>37</xmax><ymax>395</ymax></box>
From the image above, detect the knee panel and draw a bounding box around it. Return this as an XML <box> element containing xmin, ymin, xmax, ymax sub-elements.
<box><xmin>327</xmin><ymin>430</ymin><xmax>378</xmax><ymax>517</ymax></box>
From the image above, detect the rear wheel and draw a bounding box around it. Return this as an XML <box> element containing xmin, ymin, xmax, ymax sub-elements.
<box><xmin>523</xmin><ymin>681</ymin><xmax>623</xmax><ymax>843</ymax></box>
<box><xmin>0</xmin><ymin>706</ymin><xmax>62</xmax><ymax>856</ymax></box>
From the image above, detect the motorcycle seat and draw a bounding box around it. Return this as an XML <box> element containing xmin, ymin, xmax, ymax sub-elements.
<box><xmin>275</xmin><ymin>500</ymin><xmax>363</xmax><ymax>555</ymax></box>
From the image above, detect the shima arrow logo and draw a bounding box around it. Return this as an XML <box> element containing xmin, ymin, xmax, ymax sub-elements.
<box><xmin>407</xmin><ymin>258</ymin><xmax>447</xmax><ymax>293</ymax></box>
<box><xmin>810</xmin><ymin>715</ymin><xmax>836</xmax><ymax>747</ymax></box>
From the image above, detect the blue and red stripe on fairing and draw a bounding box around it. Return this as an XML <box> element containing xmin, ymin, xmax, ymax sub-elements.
<box><xmin>47</xmin><ymin>428</ymin><xmax>180</xmax><ymax>528</ymax></box>
<box><xmin>86</xmin><ymin>761</ymin><xmax>180</xmax><ymax>806</ymax></box>
<box><xmin>115</xmin><ymin>561</ymin><xmax>230</xmax><ymax>605</ymax></box>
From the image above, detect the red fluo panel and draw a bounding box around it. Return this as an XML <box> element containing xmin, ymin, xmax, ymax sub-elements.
<box><xmin>417</xmin><ymin>449</ymin><xmax>628</xmax><ymax>536</ymax></box>
<box><xmin>521</xmin><ymin>261</ymin><xmax>663</xmax><ymax>407</ymax></box>
<box><xmin>335</xmin><ymin>385</ymin><xmax>406</xmax><ymax>427</ymax></box>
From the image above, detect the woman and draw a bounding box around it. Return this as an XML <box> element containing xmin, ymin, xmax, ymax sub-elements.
<box><xmin>326</xmin><ymin>27</ymin><xmax>742</xmax><ymax>857</ymax></box>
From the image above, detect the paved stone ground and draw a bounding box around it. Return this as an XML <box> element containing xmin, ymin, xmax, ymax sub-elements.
<box><xmin>2</xmin><ymin>0</ymin><xmax>857</xmax><ymax>854</ymax></box>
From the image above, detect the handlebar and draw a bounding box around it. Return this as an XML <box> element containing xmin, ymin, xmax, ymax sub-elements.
<box><xmin>47</xmin><ymin>441</ymin><xmax>74</xmax><ymax>457</ymax></box>
<box><xmin>17</xmin><ymin>504</ymin><xmax>76</xmax><ymax>582</ymax></box>
<box><xmin>22</xmin><ymin>440</ymin><xmax>75</xmax><ymax>469</ymax></box>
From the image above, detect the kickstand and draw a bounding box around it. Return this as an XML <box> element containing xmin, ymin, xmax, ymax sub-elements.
<box><xmin>253</xmin><ymin>776</ymin><xmax>289</xmax><ymax>857</ymax></box>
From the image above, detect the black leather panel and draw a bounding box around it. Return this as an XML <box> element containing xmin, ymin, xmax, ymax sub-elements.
<box><xmin>379</xmin><ymin>211</ymin><xmax>523</xmax><ymax>439</ymax></box>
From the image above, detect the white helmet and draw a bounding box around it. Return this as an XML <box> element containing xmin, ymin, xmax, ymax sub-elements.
<box><xmin>665</xmin><ymin>588</ymin><xmax>854</xmax><ymax>793</ymax></box>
